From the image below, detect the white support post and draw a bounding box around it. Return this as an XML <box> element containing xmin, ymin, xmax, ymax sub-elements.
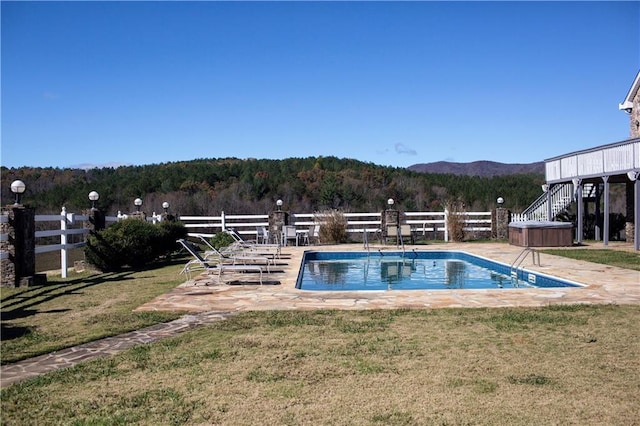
<box><xmin>444</xmin><ymin>209</ymin><xmax>449</xmax><ymax>242</ymax></box>
<box><xmin>573</xmin><ymin>179</ymin><xmax>583</xmax><ymax>244</ymax></box>
<box><xmin>603</xmin><ymin>176</ymin><xmax>610</xmax><ymax>246</ymax></box>
<box><xmin>60</xmin><ymin>207</ymin><xmax>68</xmax><ymax>278</ymax></box>
<box><xmin>635</xmin><ymin>178</ymin><xmax>639</xmax><ymax>251</ymax></box>
<box><xmin>546</xmin><ymin>186</ymin><xmax>552</xmax><ymax>221</ymax></box>
<box><xmin>221</xmin><ymin>211</ymin><xmax>226</xmax><ymax>232</ymax></box>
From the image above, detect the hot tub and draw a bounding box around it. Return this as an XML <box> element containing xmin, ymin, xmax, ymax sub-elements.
<box><xmin>508</xmin><ymin>221</ymin><xmax>573</xmax><ymax>247</ymax></box>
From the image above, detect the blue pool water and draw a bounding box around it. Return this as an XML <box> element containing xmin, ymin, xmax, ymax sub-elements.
<box><xmin>296</xmin><ymin>251</ymin><xmax>582</xmax><ymax>291</ymax></box>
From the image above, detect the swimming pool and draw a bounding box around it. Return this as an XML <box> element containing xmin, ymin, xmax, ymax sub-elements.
<box><xmin>296</xmin><ymin>251</ymin><xmax>583</xmax><ymax>291</ymax></box>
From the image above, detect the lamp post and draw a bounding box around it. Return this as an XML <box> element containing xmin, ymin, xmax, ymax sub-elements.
<box><xmin>496</xmin><ymin>197</ymin><xmax>504</xmax><ymax>208</ymax></box>
<box><xmin>10</xmin><ymin>180</ymin><xmax>26</xmax><ymax>206</ymax></box>
<box><xmin>387</xmin><ymin>198</ymin><xmax>394</xmax><ymax>208</ymax></box>
<box><xmin>162</xmin><ymin>201</ymin><xmax>169</xmax><ymax>214</ymax></box>
<box><xmin>134</xmin><ymin>198</ymin><xmax>143</xmax><ymax>212</ymax></box>
<box><xmin>88</xmin><ymin>191</ymin><xmax>99</xmax><ymax>209</ymax></box>
<box><xmin>276</xmin><ymin>199</ymin><xmax>283</xmax><ymax>211</ymax></box>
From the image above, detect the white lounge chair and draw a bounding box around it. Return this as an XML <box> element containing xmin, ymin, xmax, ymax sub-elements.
<box><xmin>196</xmin><ymin>235</ymin><xmax>274</xmax><ymax>270</ymax></box>
<box><xmin>224</xmin><ymin>229</ymin><xmax>281</xmax><ymax>258</ymax></box>
<box><xmin>177</xmin><ymin>239</ymin><xmax>266</xmax><ymax>284</ymax></box>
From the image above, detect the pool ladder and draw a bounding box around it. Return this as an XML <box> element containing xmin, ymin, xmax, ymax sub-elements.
<box><xmin>510</xmin><ymin>247</ymin><xmax>540</xmax><ymax>283</ymax></box>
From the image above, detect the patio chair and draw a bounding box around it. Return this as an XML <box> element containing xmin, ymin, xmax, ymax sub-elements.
<box><xmin>256</xmin><ymin>226</ymin><xmax>269</xmax><ymax>244</ymax></box>
<box><xmin>282</xmin><ymin>225</ymin><xmax>298</xmax><ymax>246</ymax></box>
<box><xmin>385</xmin><ymin>224</ymin><xmax>414</xmax><ymax>244</ymax></box>
<box><xmin>177</xmin><ymin>239</ymin><xmax>265</xmax><ymax>284</ymax></box>
<box><xmin>300</xmin><ymin>224</ymin><xmax>320</xmax><ymax>245</ymax></box>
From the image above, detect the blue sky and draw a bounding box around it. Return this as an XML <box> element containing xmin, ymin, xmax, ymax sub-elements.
<box><xmin>2</xmin><ymin>1</ymin><xmax>639</xmax><ymax>170</ymax></box>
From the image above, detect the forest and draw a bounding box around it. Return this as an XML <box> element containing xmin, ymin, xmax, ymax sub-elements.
<box><xmin>1</xmin><ymin>156</ymin><xmax>546</xmax><ymax>216</ymax></box>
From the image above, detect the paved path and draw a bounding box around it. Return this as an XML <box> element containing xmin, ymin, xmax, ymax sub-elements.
<box><xmin>1</xmin><ymin>311</ymin><xmax>234</xmax><ymax>388</ymax></box>
<box><xmin>2</xmin><ymin>242</ymin><xmax>639</xmax><ymax>388</ymax></box>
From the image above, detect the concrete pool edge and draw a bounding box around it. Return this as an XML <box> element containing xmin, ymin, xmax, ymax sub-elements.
<box><xmin>136</xmin><ymin>242</ymin><xmax>640</xmax><ymax>313</ymax></box>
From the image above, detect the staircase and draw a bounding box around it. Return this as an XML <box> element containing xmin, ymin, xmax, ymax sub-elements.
<box><xmin>520</xmin><ymin>182</ymin><xmax>596</xmax><ymax>221</ymax></box>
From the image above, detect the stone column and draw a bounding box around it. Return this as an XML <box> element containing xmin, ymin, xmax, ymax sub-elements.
<box><xmin>1</xmin><ymin>206</ymin><xmax>36</xmax><ymax>287</ymax></box>
<box><xmin>493</xmin><ymin>207</ymin><xmax>510</xmax><ymax>240</ymax></box>
<box><xmin>84</xmin><ymin>208</ymin><xmax>105</xmax><ymax>238</ymax></box>
<box><xmin>382</xmin><ymin>208</ymin><xmax>400</xmax><ymax>242</ymax></box>
<box><xmin>268</xmin><ymin>210</ymin><xmax>289</xmax><ymax>245</ymax></box>
<box><xmin>129</xmin><ymin>211</ymin><xmax>147</xmax><ymax>221</ymax></box>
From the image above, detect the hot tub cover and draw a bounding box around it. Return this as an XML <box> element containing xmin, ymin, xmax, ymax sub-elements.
<box><xmin>508</xmin><ymin>221</ymin><xmax>573</xmax><ymax>229</ymax></box>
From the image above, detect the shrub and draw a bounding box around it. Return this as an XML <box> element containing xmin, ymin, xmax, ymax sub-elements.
<box><xmin>84</xmin><ymin>218</ymin><xmax>187</xmax><ymax>271</ymax></box>
<box><xmin>156</xmin><ymin>220</ymin><xmax>188</xmax><ymax>254</ymax></box>
<box><xmin>446</xmin><ymin>201</ymin><xmax>466</xmax><ymax>242</ymax></box>
<box><xmin>315</xmin><ymin>209</ymin><xmax>348</xmax><ymax>244</ymax></box>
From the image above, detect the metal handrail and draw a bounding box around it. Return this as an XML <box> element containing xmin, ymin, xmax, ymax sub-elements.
<box><xmin>510</xmin><ymin>247</ymin><xmax>540</xmax><ymax>281</ymax></box>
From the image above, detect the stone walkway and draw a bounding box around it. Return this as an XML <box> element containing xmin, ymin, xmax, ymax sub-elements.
<box><xmin>2</xmin><ymin>242</ymin><xmax>639</xmax><ymax>388</ymax></box>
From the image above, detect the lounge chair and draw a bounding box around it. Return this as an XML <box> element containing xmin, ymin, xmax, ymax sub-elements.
<box><xmin>224</xmin><ymin>229</ymin><xmax>281</xmax><ymax>258</ymax></box>
<box><xmin>196</xmin><ymin>235</ymin><xmax>274</xmax><ymax>270</ymax></box>
<box><xmin>177</xmin><ymin>239</ymin><xmax>266</xmax><ymax>284</ymax></box>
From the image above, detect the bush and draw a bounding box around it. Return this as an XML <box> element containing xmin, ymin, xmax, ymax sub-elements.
<box><xmin>315</xmin><ymin>209</ymin><xmax>348</xmax><ymax>244</ymax></box>
<box><xmin>156</xmin><ymin>220</ymin><xmax>188</xmax><ymax>254</ymax></box>
<box><xmin>446</xmin><ymin>201</ymin><xmax>466</xmax><ymax>242</ymax></box>
<box><xmin>84</xmin><ymin>218</ymin><xmax>187</xmax><ymax>271</ymax></box>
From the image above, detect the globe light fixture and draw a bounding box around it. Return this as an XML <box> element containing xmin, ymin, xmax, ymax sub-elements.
<box><xmin>10</xmin><ymin>180</ymin><xmax>26</xmax><ymax>206</ymax></box>
<box><xmin>162</xmin><ymin>201</ymin><xmax>170</xmax><ymax>213</ymax></box>
<box><xmin>387</xmin><ymin>198</ymin><xmax>394</xmax><ymax>207</ymax></box>
<box><xmin>497</xmin><ymin>197</ymin><xmax>504</xmax><ymax>207</ymax></box>
<box><xmin>541</xmin><ymin>184</ymin><xmax>549</xmax><ymax>193</ymax></box>
<box><xmin>134</xmin><ymin>198</ymin><xmax>143</xmax><ymax>212</ymax></box>
<box><xmin>88</xmin><ymin>191</ymin><xmax>99</xmax><ymax>209</ymax></box>
<box><xmin>276</xmin><ymin>199</ymin><xmax>283</xmax><ymax>211</ymax></box>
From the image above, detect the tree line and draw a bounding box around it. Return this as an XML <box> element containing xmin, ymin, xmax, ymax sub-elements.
<box><xmin>1</xmin><ymin>156</ymin><xmax>545</xmax><ymax>216</ymax></box>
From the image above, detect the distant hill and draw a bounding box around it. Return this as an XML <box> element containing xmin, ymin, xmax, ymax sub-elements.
<box><xmin>408</xmin><ymin>161</ymin><xmax>545</xmax><ymax>177</ymax></box>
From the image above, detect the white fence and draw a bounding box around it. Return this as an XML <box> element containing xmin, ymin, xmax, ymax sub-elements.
<box><xmin>180</xmin><ymin>210</ymin><xmax>494</xmax><ymax>243</ymax></box>
<box><xmin>2</xmin><ymin>208</ymin><xmax>499</xmax><ymax>279</ymax></box>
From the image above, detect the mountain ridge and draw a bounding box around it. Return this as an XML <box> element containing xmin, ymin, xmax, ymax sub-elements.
<box><xmin>408</xmin><ymin>160</ymin><xmax>545</xmax><ymax>177</ymax></box>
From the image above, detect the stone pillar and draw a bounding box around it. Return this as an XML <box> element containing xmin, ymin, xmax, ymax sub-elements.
<box><xmin>129</xmin><ymin>211</ymin><xmax>147</xmax><ymax>221</ymax></box>
<box><xmin>0</xmin><ymin>209</ymin><xmax>15</xmax><ymax>287</ymax></box>
<box><xmin>161</xmin><ymin>212</ymin><xmax>176</xmax><ymax>222</ymax></box>
<box><xmin>1</xmin><ymin>206</ymin><xmax>36</xmax><ymax>287</ymax></box>
<box><xmin>268</xmin><ymin>210</ymin><xmax>289</xmax><ymax>244</ymax></box>
<box><xmin>84</xmin><ymin>208</ymin><xmax>105</xmax><ymax>238</ymax></box>
<box><xmin>382</xmin><ymin>209</ymin><xmax>400</xmax><ymax>241</ymax></box>
<box><xmin>493</xmin><ymin>207</ymin><xmax>510</xmax><ymax>240</ymax></box>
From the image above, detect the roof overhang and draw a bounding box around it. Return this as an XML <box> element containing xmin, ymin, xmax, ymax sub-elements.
<box><xmin>619</xmin><ymin>70</ymin><xmax>640</xmax><ymax>113</ymax></box>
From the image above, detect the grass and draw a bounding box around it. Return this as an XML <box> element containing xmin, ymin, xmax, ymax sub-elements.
<box><xmin>540</xmin><ymin>247</ymin><xmax>640</xmax><ymax>271</ymax></box>
<box><xmin>1</xmin><ymin>260</ymin><xmax>188</xmax><ymax>364</ymax></box>
<box><xmin>2</xmin><ymin>244</ymin><xmax>639</xmax><ymax>424</ymax></box>
<box><xmin>2</xmin><ymin>306</ymin><xmax>639</xmax><ymax>425</ymax></box>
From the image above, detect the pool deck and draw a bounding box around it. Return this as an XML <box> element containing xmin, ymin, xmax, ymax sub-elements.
<box><xmin>136</xmin><ymin>242</ymin><xmax>640</xmax><ymax>313</ymax></box>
